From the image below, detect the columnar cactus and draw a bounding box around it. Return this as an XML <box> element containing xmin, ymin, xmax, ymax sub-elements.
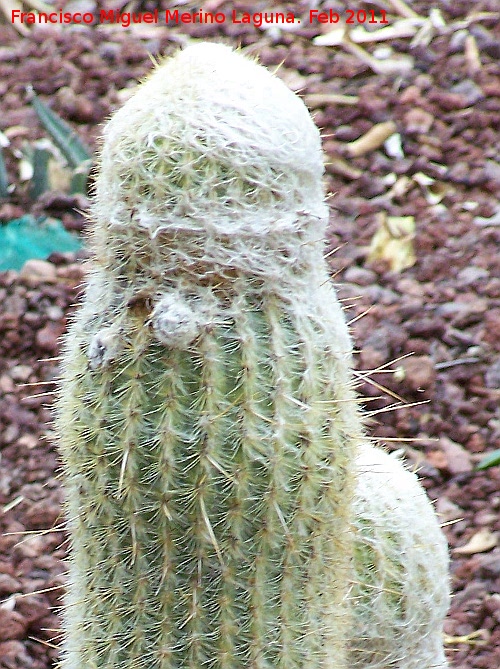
<box><xmin>56</xmin><ymin>42</ymin><xmax>362</xmax><ymax>669</ymax></box>
<box><xmin>350</xmin><ymin>444</ymin><xmax>450</xmax><ymax>669</ymax></box>
<box><xmin>55</xmin><ymin>42</ymin><xmax>449</xmax><ymax>669</ymax></box>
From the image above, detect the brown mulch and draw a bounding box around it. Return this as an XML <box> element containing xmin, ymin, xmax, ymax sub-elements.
<box><xmin>0</xmin><ymin>2</ymin><xmax>499</xmax><ymax>667</ymax></box>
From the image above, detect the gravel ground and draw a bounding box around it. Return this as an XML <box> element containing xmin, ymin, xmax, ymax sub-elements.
<box><xmin>0</xmin><ymin>2</ymin><xmax>499</xmax><ymax>667</ymax></box>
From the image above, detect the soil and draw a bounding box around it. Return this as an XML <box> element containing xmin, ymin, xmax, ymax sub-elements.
<box><xmin>0</xmin><ymin>1</ymin><xmax>499</xmax><ymax>668</ymax></box>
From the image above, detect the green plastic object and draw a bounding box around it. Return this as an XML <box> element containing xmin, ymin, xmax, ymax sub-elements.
<box><xmin>476</xmin><ymin>449</ymin><xmax>500</xmax><ymax>470</ymax></box>
<box><xmin>0</xmin><ymin>215</ymin><xmax>82</xmax><ymax>271</ymax></box>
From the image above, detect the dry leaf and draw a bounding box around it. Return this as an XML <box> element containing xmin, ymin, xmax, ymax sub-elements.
<box><xmin>313</xmin><ymin>28</ymin><xmax>345</xmax><ymax>47</ymax></box>
<box><xmin>465</xmin><ymin>34</ymin><xmax>482</xmax><ymax>75</ymax></box>
<box><xmin>384</xmin><ymin>133</ymin><xmax>404</xmax><ymax>159</ymax></box>
<box><xmin>385</xmin><ymin>175</ymin><xmax>412</xmax><ymax>200</ymax></box>
<box><xmin>0</xmin><ymin>130</ymin><xmax>10</xmax><ymax>148</ymax></box>
<box><xmin>349</xmin><ymin>20</ymin><xmax>422</xmax><ymax>43</ymax></box>
<box><xmin>344</xmin><ymin>39</ymin><xmax>414</xmax><ymax>75</ymax></box>
<box><xmin>388</xmin><ymin>0</ymin><xmax>422</xmax><ymax>19</ymax></box>
<box><xmin>412</xmin><ymin>172</ymin><xmax>452</xmax><ymax>205</ymax></box>
<box><xmin>367</xmin><ymin>213</ymin><xmax>416</xmax><ymax>272</ymax></box>
<box><xmin>346</xmin><ymin>121</ymin><xmax>397</xmax><ymax>157</ymax></box>
<box><xmin>454</xmin><ymin>529</ymin><xmax>498</xmax><ymax>556</ymax></box>
<box><xmin>444</xmin><ymin>629</ymin><xmax>489</xmax><ymax>646</ymax></box>
<box><xmin>325</xmin><ymin>157</ymin><xmax>362</xmax><ymax>180</ymax></box>
<box><xmin>304</xmin><ymin>93</ymin><xmax>359</xmax><ymax>108</ymax></box>
<box><xmin>314</xmin><ymin>19</ymin><xmax>424</xmax><ymax>46</ymax></box>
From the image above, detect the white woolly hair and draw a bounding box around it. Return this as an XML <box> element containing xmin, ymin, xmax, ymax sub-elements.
<box><xmin>84</xmin><ymin>42</ymin><xmax>355</xmax><ymax>364</ymax></box>
<box><xmin>350</xmin><ymin>444</ymin><xmax>450</xmax><ymax>669</ymax></box>
<box><xmin>93</xmin><ymin>42</ymin><xmax>327</xmax><ymax>244</ymax></box>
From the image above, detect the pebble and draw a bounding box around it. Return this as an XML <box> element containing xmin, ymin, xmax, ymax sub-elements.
<box><xmin>438</xmin><ymin>436</ymin><xmax>474</xmax><ymax>475</ymax></box>
<box><xmin>0</xmin><ymin>374</ymin><xmax>16</xmax><ymax>393</ymax></box>
<box><xmin>478</xmin><ymin>550</ymin><xmax>500</xmax><ymax>578</ymax></box>
<box><xmin>23</xmin><ymin>499</ymin><xmax>61</xmax><ymax>531</ymax></box>
<box><xmin>0</xmin><ymin>609</ymin><xmax>27</xmax><ymax>642</ymax></box>
<box><xmin>450</xmin><ymin>80</ymin><xmax>485</xmax><ymax>105</ymax></box>
<box><xmin>35</xmin><ymin>322</ymin><xmax>65</xmax><ymax>353</ymax></box>
<box><xmin>0</xmin><ymin>574</ymin><xmax>21</xmax><ymax>597</ymax></box>
<box><xmin>12</xmin><ymin>535</ymin><xmax>48</xmax><ymax>561</ymax></box>
<box><xmin>485</xmin><ymin>359</ymin><xmax>500</xmax><ymax>389</ymax></box>
<box><xmin>457</xmin><ymin>265</ymin><xmax>489</xmax><ymax>286</ymax></box>
<box><xmin>343</xmin><ymin>266</ymin><xmax>377</xmax><ymax>286</ymax></box>
<box><xmin>399</xmin><ymin>355</ymin><xmax>436</xmax><ymax>392</ymax></box>
<box><xmin>8</xmin><ymin>365</ymin><xmax>32</xmax><ymax>382</ymax></box>
<box><xmin>19</xmin><ymin>260</ymin><xmax>57</xmax><ymax>285</ymax></box>
<box><xmin>407</xmin><ymin>316</ymin><xmax>445</xmax><ymax>337</ymax></box>
<box><xmin>0</xmin><ymin>640</ymin><xmax>34</xmax><ymax>668</ymax></box>
<box><xmin>403</xmin><ymin>107</ymin><xmax>434</xmax><ymax>134</ymax></box>
<box><xmin>14</xmin><ymin>594</ymin><xmax>50</xmax><ymax>628</ymax></box>
<box><xmin>56</xmin><ymin>85</ymin><xmax>95</xmax><ymax>123</ymax></box>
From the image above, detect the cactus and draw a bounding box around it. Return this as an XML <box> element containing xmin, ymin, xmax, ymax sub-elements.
<box><xmin>55</xmin><ymin>42</ymin><xmax>449</xmax><ymax>669</ymax></box>
<box><xmin>56</xmin><ymin>42</ymin><xmax>361</xmax><ymax>669</ymax></box>
<box><xmin>350</xmin><ymin>444</ymin><xmax>450</xmax><ymax>669</ymax></box>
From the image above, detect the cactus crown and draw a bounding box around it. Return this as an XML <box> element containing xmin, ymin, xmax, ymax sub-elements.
<box><xmin>92</xmin><ymin>43</ymin><xmax>328</xmax><ymax>283</ymax></box>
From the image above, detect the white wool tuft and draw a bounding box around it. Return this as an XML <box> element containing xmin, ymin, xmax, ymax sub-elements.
<box><xmin>94</xmin><ymin>42</ymin><xmax>327</xmax><ymax>244</ymax></box>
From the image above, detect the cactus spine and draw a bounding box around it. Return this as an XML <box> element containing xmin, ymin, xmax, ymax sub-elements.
<box><xmin>56</xmin><ymin>43</ymin><xmax>362</xmax><ymax>669</ymax></box>
<box><xmin>56</xmin><ymin>42</ymin><xmax>449</xmax><ymax>669</ymax></box>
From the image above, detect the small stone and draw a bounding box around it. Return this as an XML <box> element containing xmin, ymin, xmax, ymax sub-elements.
<box><xmin>457</xmin><ymin>266</ymin><xmax>489</xmax><ymax>286</ymax></box>
<box><xmin>344</xmin><ymin>266</ymin><xmax>377</xmax><ymax>287</ymax></box>
<box><xmin>467</xmin><ymin>432</ymin><xmax>486</xmax><ymax>453</ymax></box>
<box><xmin>0</xmin><ymin>640</ymin><xmax>34</xmax><ymax>668</ymax></box>
<box><xmin>485</xmin><ymin>359</ymin><xmax>500</xmax><ymax>389</ymax></box>
<box><xmin>24</xmin><ymin>499</ymin><xmax>61</xmax><ymax>531</ymax></box>
<box><xmin>396</xmin><ymin>277</ymin><xmax>425</xmax><ymax>297</ymax></box>
<box><xmin>404</xmin><ymin>107</ymin><xmax>434</xmax><ymax>134</ymax></box>
<box><xmin>0</xmin><ymin>575</ymin><xmax>21</xmax><ymax>597</ymax></box>
<box><xmin>429</xmin><ymin>90</ymin><xmax>468</xmax><ymax>111</ymax></box>
<box><xmin>452</xmin><ymin>298</ymin><xmax>488</xmax><ymax>328</ymax></box>
<box><xmin>19</xmin><ymin>260</ymin><xmax>57</xmax><ymax>285</ymax></box>
<box><xmin>399</xmin><ymin>85</ymin><xmax>422</xmax><ymax>104</ymax></box>
<box><xmin>9</xmin><ymin>365</ymin><xmax>32</xmax><ymax>382</ymax></box>
<box><xmin>359</xmin><ymin>345</ymin><xmax>386</xmax><ymax>371</ymax></box>
<box><xmin>0</xmin><ymin>609</ymin><xmax>27</xmax><ymax>641</ymax></box>
<box><xmin>407</xmin><ymin>317</ymin><xmax>445</xmax><ymax>337</ymax></box>
<box><xmin>45</xmin><ymin>305</ymin><xmax>64</xmax><ymax>321</ymax></box>
<box><xmin>438</xmin><ymin>436</ymin><xmax>473</xmax><ymax>475</ymax></box>
<box><xmin>14</xmin><ymin>594</ymin><xmax>50</xmax><ymax>626</ymax></box>
<box><xmin>474</xmin><ymin>510</ymin><xmax>498</xmax><ymax>526</ymax></box>
<box><xmin>56</xmin><ymin>86</ymin><xmax>95</xmax><ymax>123</ymax></box>
<box><xmin>450</xmin><ymin>80</ymin><xmax>484</xmax><ymax>105</ymax></box>
<box><xmin>12</xmin><ymin>534</ymin><xmax>46</xmax><ymax>560</ymax></box>
<box><xmin>56</xmin><ymin>263</ymin><xmax>85</xmax><ymax>281</ymax></box>
<box><xmin>483</xmin><ymin>593</ymin><xmax>500</xmax><ymax>616</ymax></box>
<box><xmin>400</xmin><ymin>355</ymin><xmax>436</xmax><ymax>391</ymax></box>
<box><xmin>16</xmin><ymin>434</ymin><xmax>39</xmax><ymax>450</ymax></box>
<box><xmin>435</xmin><ymin>496</ymin><xmax>464</xmax><ymax>523</ymax></box>
<box><xmin>0</xmin><ymin>374</ymin><xmax>15</xmax><ymax>393</ymax></box>
<box><xmin>35</xmin><ymin>322</ymin><xmax>65</xmax><ymax>353</ymax></box>
<box><xmin>483</xmin><ymin>160</ymin><xmax>500</xmax><ymax>185</ymax></box>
